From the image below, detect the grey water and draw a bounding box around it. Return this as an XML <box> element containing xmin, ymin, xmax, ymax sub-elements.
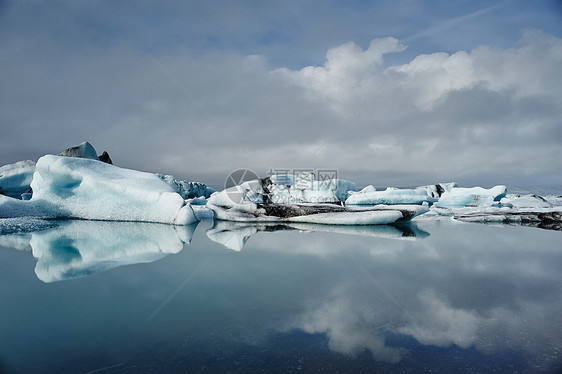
<box><xmin>0</xmin><ymin>218</ymin><xmax>561</xmax><ymax>373</ymax></box>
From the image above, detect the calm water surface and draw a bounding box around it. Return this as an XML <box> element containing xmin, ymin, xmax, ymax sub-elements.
<box><xmin>0</xmin><ymin>218</ymin><xmax>560</xmax><ymax>373</ymax></box>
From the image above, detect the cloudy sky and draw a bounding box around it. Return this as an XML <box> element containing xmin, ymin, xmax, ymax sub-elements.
<box><xmin>1</xmin><ymin>0</ymin><xmax>561</xmax><ymax>191</ymax></box>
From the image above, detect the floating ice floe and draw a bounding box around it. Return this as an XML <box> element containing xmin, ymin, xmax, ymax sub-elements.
<box><xmin>0</xmin><ymin>141</ymin><xmax>112</xmax><ymax>201</ymax></box>
<box><xmin>345</xmin><ymin>187</ymin><xmax>439</xmax><ymax>205</ymax></box>
<box><xmin>0</xmin><ymin>142</ymin><xmax>215</xmax><ymax>225</ymax></box>
<box><xmin>434</xmin><ymin>185</ymin><xmax>507</xmax><ymax>208</ymax></box>
<box><xmin>453</xmin><ymin>210</ymin><xmax>561</xmax><ymax>230</ymax></box>
<box><xmin>0</xmin><ymin>155</ymin><xmax>198</xmax><ymax>224</ymax></box>
<box><xmin>207</xmin><ymin>187</ymin><xmax>428</xmax><ymax>225</ymax></box>
<box><xmin>31</xmin><ymin>155</ymin><xmax>198</xmax><ymax>224</ymax></box>
<box><xmin>499</xmin><ymin>194</ymin><xmax>554</xmax><ymax>209</ymax></box>
<box><xmin>413</xmin><ymin>191</ymin><xmax>562</xmax><ymax>231</ymax></box>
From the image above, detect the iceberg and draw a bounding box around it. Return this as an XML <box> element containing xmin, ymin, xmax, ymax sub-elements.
<box><xmin>345</xmin><ymin>187</ymin><xmax>438</xmax><ymax>205</ymax></box>
<box><xmin>6</xmin><ymin>155</ymin><xmax>198</xmax><ymax>224</ymax></box>
<box><xmin>27</xmin><ymin>220</ymin><xmax>197</xmax><ymax>282</ymax></box>
<box><xmin>499</xmin><ymin>194</ymin><xmax>553</xmax><ymax>209</ymax></box>
<box><xmin>454</xmin><ymin>210</ymin><xmax>561</xmax><ymax>230</ymax></box>
<box><xmin>0</xmin><ymin>160</ymin><xmax>35</xmax><ymax>198</ymax></box>
<box><xmin>0</xmin><ymin>142</ymin><xmax>114</xmax><ymax>200</ymax></box>
<box><xmin>207</xmin><ymin>189</ymin><xmax>428</xmax><ymax>225</ymax></box>
<box><xmin>0</xmin><ymin>141</ymin><xmax>213</xmax><ymax>224</ymax></box>
<box><xmin>434</xmin><ymin>185</ymin><xmax>507</xmax><ymax>208</ymax></box>
<box><xmin>415</xmin><ymin>191</ymin><xmax>562</xmax><ymax>231</ymax></box>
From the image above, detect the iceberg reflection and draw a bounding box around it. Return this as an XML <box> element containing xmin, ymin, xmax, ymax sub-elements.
<box><xmin>206</xmin><ymin>220</ymin><xmax>429</xmax><ymax>251</ymax></box>
<box><xmin>29</xmin><ymin>220</ymin><xmax>197</xmax><ymax>282</ymax></box>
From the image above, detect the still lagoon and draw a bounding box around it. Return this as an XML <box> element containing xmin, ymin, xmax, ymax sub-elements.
<box><xmin>0</xmin><ymin>218</ymin><xmax>560</xmax><ymax>373</ymax></box>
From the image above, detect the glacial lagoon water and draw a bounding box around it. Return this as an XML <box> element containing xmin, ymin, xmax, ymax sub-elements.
<box><xmin>0</xmin><ymin>218</ymin><xmax>561</xmax><ymax>373</ymax></box>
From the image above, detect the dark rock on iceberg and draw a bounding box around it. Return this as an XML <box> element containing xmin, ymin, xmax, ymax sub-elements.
<box><xmin>97</xmin><ymin>151</ymin><xmax>113</xmax><ymax>164</ymax></box>
<box><xmin>260</xmin><ymin>203</ymin><xmax>421</xmax><ymax>222</ymax></box>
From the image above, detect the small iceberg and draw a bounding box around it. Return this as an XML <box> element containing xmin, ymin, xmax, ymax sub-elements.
<box><xmin>434</xmin><ymin>185</ymin><xmax>507</xmax><ymax>208</ymax></box>
<box><xmin>207</xmin><ymin>181</ymin><xmax>428</xmax><ymax>225</ymax></box>
<box><xmin>345</xmin><ymin>187</ymin><xmax>438</xmax><ymax>206</ymax></box>
<box><xmin>454</xmin><ymin>210</ymin><xmax>561</xmax><ymax>230</ymax></box>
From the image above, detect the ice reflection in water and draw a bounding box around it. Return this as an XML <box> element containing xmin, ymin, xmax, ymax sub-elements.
<box><xmin>206</xmin><ymin>220</ymin><xmax>430</xmax><ymax>251</ymax></box>
<box><xmin>0</xmin><ymin>218</ymin><xmax>560</xmax><ymax>373</ymax></box>
<box><xmin>2</xmin><ymin>220</ymin><xmax>198</xmax><ymax>282</ymax></box>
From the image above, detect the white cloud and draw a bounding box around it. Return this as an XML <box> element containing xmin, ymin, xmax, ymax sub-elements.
<box><xmin>1</xmin><ymin>15</ymin><xmax>560</xmax><ymax>188</ymax></box>
<box><xmin>267</xmin><ymin>31</ymin><xmax>562</xmax><ymax>186</ymax></box>
<box><xmin>275</xmin><ymin>37</ymin><xmax>406</xmax><ymax>112</ymax></box>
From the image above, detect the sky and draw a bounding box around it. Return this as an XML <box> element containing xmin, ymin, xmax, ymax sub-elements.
<box><xmin>0</xmin><ymin>0</ymin><xmax>561</xmax><ymax>191</ymax></box>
